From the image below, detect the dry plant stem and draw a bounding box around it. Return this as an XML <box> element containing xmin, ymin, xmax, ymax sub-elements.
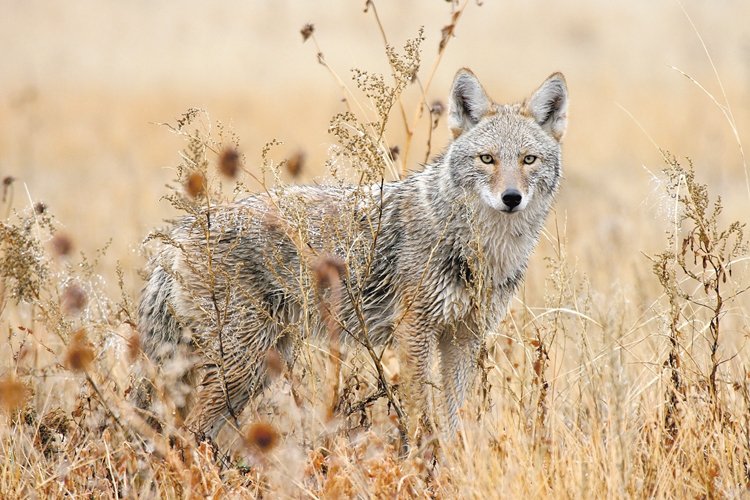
<box><xmin>334</xmin><ymin>184</ymin><xmax>408</xmax><ymax>440</ymax></box>
<box><xmin>402</xmin><ymin>0</ymin><xmax>470</xmax><ymax>175</ymax></box>
<box><xmin>308</xmin><ymin>33</ymin><xmax>354</xmax><ymax>115</ymax></box>
<box><xmin>364</xmin><ymin>0</ymin><xmax>388</xmax><ymax>47</ymax></box>
<box><xmin>320</xmin><ymin>269</ymin><xmax>344</xmax><ymax>418</ymax></box>
<box><xmin>419</xmin><ymin>79</ymin><xmax>441</xmax><ymax>165</ymax></box>
<box><xmin>365</xmin><ymin>0</ymin><xmax>413</xmax><ymax>157</ymax></box>
<box><xmin>674</xmin><ymin>0</ymin><xmax>750</xmax><ymax>200</ymax></box>
<box><xmin>2</xmin><ymin>182</ymin><xmax>13</xmax><ymax>219</ymax></box>
<box><xmin>533</xmin><ymin>218</ymin><xmax>565</xmax><ymax>440</ymax></box>
<box><xmin>84</xmin><ymin>372</ymin><xmax>126</xmax><ymax>434</ymax></box>
<box><xmin>366</xmin><ymin>0</ymin><xmax>469</xmax><ymax>175</ymax></box>
<box><xmin>25</xmin><ymin>285</ymin><xmax>135</xmax><ymax>444</ymax></box>
<box><xmin>652</xmin><ymin>157</ymin><xmax>748</xmax><ymax>437</ymax></box>
<box><xmin>327</xmin><ymin>339</ymin><xmax>342</xmax><ymax>418</ymax></box>
<box><xmin>323</xmin><ymin>31</ymin><xmax>427</xmax><ymax>440</ymax></box>
<box><xmin>341</xmin><ymin>262</ymin><xmax>408</xmax><ymax>442</ymax></box>
<box><xmin>201</xmin><ymin>146</ymin><xmax>239</xmax><ymax>433</ymax></box>
<box><xmin>166</xmin><ymin>120</ymin><xmax>249</xmax><ymax>437</ymax></box>
<box><xmin>159</xmin><ymin>113</ymin><xmax>271</xmax><ymax>196</ymax></box>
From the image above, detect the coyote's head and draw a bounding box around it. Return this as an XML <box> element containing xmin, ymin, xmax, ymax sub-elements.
<box><xmin>446</xmin><ymin>69</ymin><xmax>568</xmax><ymax>213</ymax></box>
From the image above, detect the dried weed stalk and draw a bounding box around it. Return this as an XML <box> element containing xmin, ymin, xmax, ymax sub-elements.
<box><xmin>651</xmin><ymin>155</ymin><xmax>748</xmax><ymax>435</ymax></box>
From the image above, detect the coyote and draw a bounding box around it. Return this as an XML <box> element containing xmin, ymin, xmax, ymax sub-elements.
<box><xmin>136</xmin><ymin>69</ymin><xmax>568</xmax><ymax>440</ymax></box>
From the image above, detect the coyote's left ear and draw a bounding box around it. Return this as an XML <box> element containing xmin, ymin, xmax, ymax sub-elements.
<box><xmin>526</xmin><ymin>73</ymin><xmax>568</xmax><ymax>141</ymax></box>
<box><xmin>448</xmin><ymin>69</ymin><xmax>492</xmax><ymax>138</ymax></box>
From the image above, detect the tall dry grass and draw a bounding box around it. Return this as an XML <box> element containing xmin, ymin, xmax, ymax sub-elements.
<box><xmin>1</xmin><ymin>0</ymin><xmax>749</xmax><ymax>497</ymax></box>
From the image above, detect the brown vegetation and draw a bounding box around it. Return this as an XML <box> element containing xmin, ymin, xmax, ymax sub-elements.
<box><xmin>1</xmin><ymin>1</ymin><xmax>749</xmax><ymax>497</ymax></box>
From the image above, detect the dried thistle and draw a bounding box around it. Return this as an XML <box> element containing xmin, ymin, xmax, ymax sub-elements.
<box><xmin>185</xmin><ymin>172</ymin><xmax>207</xmax><ymax>198</ymax></box>
<box><xmin>285</xmin><ymin>150</ymin><xmax>306</xmax><ymax>178</ymax></box>
<box><xmin>0</xmin><ymin>375</ymin><xmax>28</xmax><ymax>413</ymax></box>
<box><xmin>245</xmin><ymin>421</ymin><xmax>279</xmax><ymax>452</ymax></box>
<box><xmin>218</xmin><ymin>147</ymin><xmax>241</xmax><ymax>178</ymax></box>
<box><xmin>430</xmin><ymin>100</ymin><xmax>445</xmax><ymax>117</ymax></box>
<box><xmin>61</xmin><ymin>282</ymin><xmax>87</xmax><ymax>315</ymax></box>
<box><xmin>430</xmin><ymin>100</ymin><xmax>445</xmax><ymax>129</ymax></box>
<box><xmin>50</xmin><ymin>233</ymin><xmax>73</xmax><ymax>257</ymax></box>
<box><xmin>64</xmin><ymin>329</ymin><xmax>95</xmax><ymax>372</ymax></box>
<box><xmin>300</xmin><ymin>23</ymin><xmax>315</xmax><ymax>42</ymax></box>
<box><xmin>2</xmin><ymin>176</ymin><xmax>13</xmax><ymax>203</ymax></box>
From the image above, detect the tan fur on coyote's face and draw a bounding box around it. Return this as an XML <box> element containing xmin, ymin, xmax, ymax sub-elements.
<box><xmin>447</xmin><ymin>69</ymin><xmax>567</xmax><ymax>213</ymax></box>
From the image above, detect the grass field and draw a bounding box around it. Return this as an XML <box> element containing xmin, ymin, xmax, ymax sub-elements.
<box><xmin>1</xmin><ymin>0</ymin><xmax>749</xmax><ymax>497</ymax></box>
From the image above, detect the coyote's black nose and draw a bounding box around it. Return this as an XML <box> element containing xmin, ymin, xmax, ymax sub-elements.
<box><xmin>501</xmin><ymin>189</ymin><xmax>522</xmax><ymax>209</ymax></box>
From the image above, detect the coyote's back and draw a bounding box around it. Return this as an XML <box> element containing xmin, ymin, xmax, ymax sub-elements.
<box><xmin>134</xmin><ymin>68</ymin><xmax>568</xmax><ymax>440</ymax></box>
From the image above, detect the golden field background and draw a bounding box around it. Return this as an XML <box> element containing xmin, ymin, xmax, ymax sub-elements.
<box><xmin>1</xmin><ymin>0</ymin><xmax>750</xmax><ymax>497</ymax></box>
<box><xmin>2</xmin><ymin>0</ymin><xmax>749</xmax><ymax>283</ymax></box>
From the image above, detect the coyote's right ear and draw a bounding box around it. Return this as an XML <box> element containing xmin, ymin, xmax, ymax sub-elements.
<box><xmin>526</xmin><ymin>73</ymin><xmax>568</xmax><ymax>141</ymax></box>
<box><xmin>448</xmin><ymin>69</ymin><xmax>491</xmax><ymax>138</ymax></box>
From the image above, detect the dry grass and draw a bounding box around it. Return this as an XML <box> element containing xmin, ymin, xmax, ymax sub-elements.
<box><xmin>1</xmin><ymin>0</ymin><xmax>750</xmax><ymax>497</ymax></box>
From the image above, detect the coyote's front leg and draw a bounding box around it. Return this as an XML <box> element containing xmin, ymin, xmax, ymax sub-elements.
<box><xmin>394</xmin><ymin>308</ymin><xmax>438</xmax><ymax>443</ymax></box>
<box><xmin>438</xmin><ymin>326</ymin><xmax>482</xmax><ymax>435</ymax></box>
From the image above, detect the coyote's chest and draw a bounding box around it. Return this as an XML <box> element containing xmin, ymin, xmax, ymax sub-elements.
<box><xmin>437</xmin><ymin>217</ymin><xmax>536</xmax><ymax>326</ymax></box>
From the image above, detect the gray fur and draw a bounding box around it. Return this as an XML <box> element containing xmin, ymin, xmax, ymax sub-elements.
<box><xmin>135</xmin><ymin>69</ymin><xmax>568</xmax><ymax>439</ymax></box>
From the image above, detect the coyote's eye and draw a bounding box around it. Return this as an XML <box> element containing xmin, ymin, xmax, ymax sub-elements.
<box><xmin>523</xmin><ymin>154</ymin><xmax>538</xmax><ymax>165</ymax></box>
<box><xmin>479</xmin><ymin>154</ymin><xmax>494</xmax><ymax>164</ymax></box>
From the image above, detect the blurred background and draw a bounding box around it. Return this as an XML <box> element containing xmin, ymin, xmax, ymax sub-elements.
<box><xmin>1</xmin><ymin>0</ymin><xmax>749</xmax><ymax>294</ymax></box>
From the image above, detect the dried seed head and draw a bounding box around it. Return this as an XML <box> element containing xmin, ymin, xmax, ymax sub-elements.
<box><xmin>300</xmin><ymin>23</ymin><xmax>315</xmax><ymax>42</ymax></box>
<box><xmin>430</xmin><ymin>100</ymin><xmax>445</xmax><ymax>117</ymax></box>
<box><xmin>185</xmin><ymin>172</ymin><xmax>206</xmax><ymax>198</ymax></box>
<box><xmin>285</xmin><ymin>150</ymin><xmax>306</xmax><ymax>178</ymax></box>
<box><xmin>218</xmin><ymin>147</ymin><xmax>241</xmax><ymax>178</ymax></box>
<box><xmin>61</xmin><ymin>283</ymin><xmax>87</xmax><ymax>315</ymax></box>
<box><xmin>50</xmin><ymin>233</ymin><xmax>73</xmax><ymax>257</ymax></box>
<box><xmin>2</xmin><ymin>176</ymin><xmax>14</xmax><ymax>202</ymax></box>
<box><xmin>65</xmin><ymin>329</ymin><xmax>94</xmax><ymax>372</ymax></box>
<box><xmin>245</xmin><ymin>421</ymin><xmax>279</xmax><ymax>452</ymax></box>
<box><xmin>0</xmin><ymin>376</ymin><xmax>28</xmax><ymax>413</ymax></box>
<box><xmin>388</xmin><ymin>146</ymin><xmax>400</xmax><ymax>161</ymax></box>
<box><xmin>34</xmin><ymin>201</ymin><xmax>47</xmax><ymax>215</ymax></box>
